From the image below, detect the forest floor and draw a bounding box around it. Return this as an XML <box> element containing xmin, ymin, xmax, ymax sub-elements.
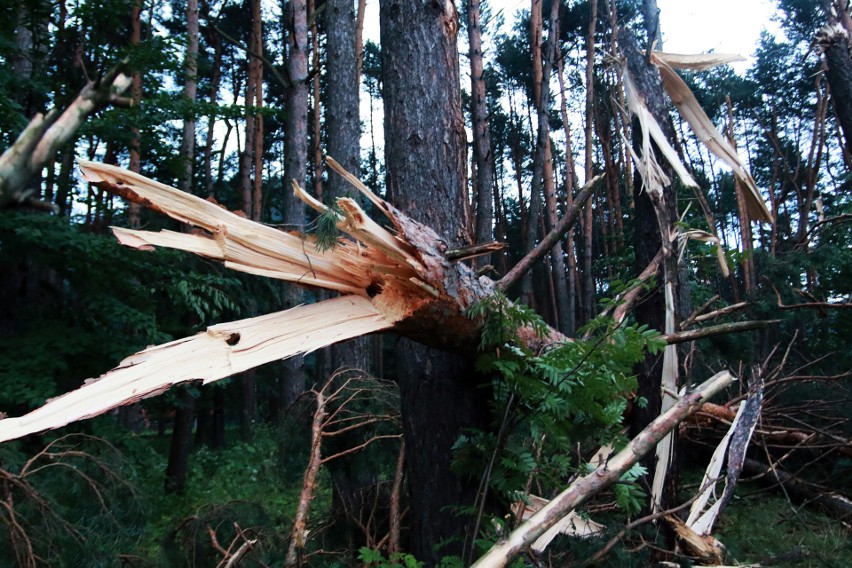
<box><xmin>715</xmin><ymin>485</ymin><xmax>852</xmax><ymax>567</ymax></box>
<box><xmin>120</xmin><ymin>425</ymin><xmax>852</xmax><ymax>567</ymax></box>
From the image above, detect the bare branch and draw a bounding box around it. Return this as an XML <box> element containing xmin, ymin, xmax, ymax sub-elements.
<box><xmin>497</xmin><ymin>174</ymin><xmax>604</xmax><ymax>292</ymax></box>
<box><xmin>663</xmin><ymin>320</ymin><xmax>780</xmax><ymax>345</ymax></box>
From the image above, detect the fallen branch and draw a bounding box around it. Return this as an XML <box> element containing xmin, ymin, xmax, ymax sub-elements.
<box><xmin>772</xmin><ymin>284</ymin><xmax>852</xmax><ymax>311</ymax></box>
<box><xmin>445</xmin><ymin>241</ymin><xmax>507</xmax><ymax>262</ymax></box>
<box><xmin>471</xmin><ymin>371</ymin><xmax>736</xmax><ymax>568</ymax></box>
<box><xmin>690</xmin><ymin>302</ymin><xmax>749</xmax><ymax>326</ymax></box>
<box><xmin>589</xmin><ymin>247</ymin><xmax>663</xmax><ymax>338</ymax></box>
<box><xmin>688</xmin><ymin>402</ymin><xmax>852</xmax><ymax>459</ymax></box>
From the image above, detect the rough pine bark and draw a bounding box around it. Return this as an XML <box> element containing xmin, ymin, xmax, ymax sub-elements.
<box><xmin>324</xmin><ymin>0</ymin><xmax>374</xmax><ymax>538</ymax></box>
<box><xmin>128</xmin><ymin>0</ymin><xmax>142</xmax><ymax>228</ymax></box>
<box><xmin>203</xmin><ymin>30</ymin><xmax>223</xmax><ymax>198</ymax></box>
<box><xmin>250</xmin><ymin>0</ymin><xmax>264</xmax><ymax>222</ymax></box>
<box><xmin>521</xmin><ymin>0</ymin><xmax>544</xmax><ymax>305</ymax></box>
<box><xmin>380</xmin><ymin>0</ymin><xmax>489</xmax><ymax>561</ymax></box>
<box><xmin>557</xmin><ymin>57</ymin><xmax>579</xmax><ymax>335</ymax></box>
<box><xmin>327</xmin><ymin>0</ymin><xmax>368</xmax><ymax>372</ymax></box>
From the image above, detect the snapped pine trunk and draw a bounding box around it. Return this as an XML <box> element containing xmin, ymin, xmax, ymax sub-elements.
<box><xmin>0</xmin><ymin>157</ymin><xmax>584</xmax><ymax>444</ymax></box>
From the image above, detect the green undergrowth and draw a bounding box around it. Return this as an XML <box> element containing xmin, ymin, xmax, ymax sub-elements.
<box><xmin>137</xmin><ymin>423</ymin><xmax>319</xmax><ymax>564</ymax></box>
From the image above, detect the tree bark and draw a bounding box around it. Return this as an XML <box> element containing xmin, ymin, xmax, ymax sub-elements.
<box><xmin>532</xmin><ymin>2</ymin><xmax>573</xmax><ymax>335</ymax></box>
<box><xmin>556</xmin><ymin>57</ymin><xmax>579</xmax><ymax>336</ymax></box>
<box><xmin>380</xmin><ymin>0</ymin><xmax>487</xmax><ymax>561</ymax></box>
<box><xmin>327</xmin><ymin>0</ymin><xmax>368</xmax><ymax>372</ymax></box>
<box><xmin>520</xmin><ymin>0</ymin><xmax>544</xmax><ymax>306</ymax></box>
<box><xmin>128</xmin><ymin>0</ymin><xmax>142</xmax><ymax>228</ymax></box>
<box><xmin>179</xmin><ymin>0</ymin><xmax>199</xmax><ymax>196</ymax></box>
<box><xmin>641</xmin><ymin>0</ymin><xmax>662</xmax><ymax>49</ymax></box>
<box><xmin>324</xmin><ymin>0</ymin><xmax>374</xmax><ymax>538</ymax></box>
<box><xmin>203</xmin><ymin>28</ymin><xmax>223</xmax><ymax>198</ymax></box>
<box><xmin>250</xmin><ymin>0</ymin><xmax>264</xmax><ymax>222</ymax></box>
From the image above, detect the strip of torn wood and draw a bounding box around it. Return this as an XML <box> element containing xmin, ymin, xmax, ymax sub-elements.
<box><xmin>81</xmin><ymin>160</ymin><xmax>420</xmax><ymax>296</ymax></box>
<box><xmin>652</xmin><ymin>51</ymin><xmax>745</xmax><ymax>72</ymax></box>
<box><xmin>0</xmin><ymin>295</ymin><xmax>393</xmax><ymax>443</ymax></box>
<box><xmin>650</xmin><ymin>53</ymin><xmax>773</xmax><ymax>223</ymax></box>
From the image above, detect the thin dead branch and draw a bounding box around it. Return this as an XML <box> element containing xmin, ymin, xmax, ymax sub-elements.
<box><xmin>496</xmin><ymin>173</ymin><xmax>604</xmax><ymax>292</ymax></box>
<box><xmin>663</xmin><ymin>320</ymin><xmax>780</xmax><ymax>345</ymax></box>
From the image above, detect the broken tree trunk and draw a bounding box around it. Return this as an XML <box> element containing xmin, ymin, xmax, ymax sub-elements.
<box><xmin>0</xmin><ymin>161</ymin><xmax>759</xmax><ymax>445</ymax></box>
<box><xmin>0</xmin><ymin>159</ymin><xmax>559</xmax><ymax>443</ymax></box>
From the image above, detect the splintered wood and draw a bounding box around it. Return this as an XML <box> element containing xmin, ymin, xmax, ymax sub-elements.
<box><xmin>650</xmin><ymin>51</ymin><xmax>773</xmax><ymax>223</ymax></box>
<box><xmin>0</xmin><ymin>160</ymin><xmax>458</xmax><ymax>442</ymax></box>
<box><xmin>79</xmin><ymin>161</ymin><xmax>420</xmax><ymax>295</ymax></box>
<box><xmin>0</xmin><ymin>296</ymin><xmax>391</xmax><ymax>443</ymax></box>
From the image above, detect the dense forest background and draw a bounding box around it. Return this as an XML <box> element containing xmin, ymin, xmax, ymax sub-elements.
<box><xmin>0</xmin><ymin>0</ymin><xmax>850</xmax><ymax>566</ymax></box>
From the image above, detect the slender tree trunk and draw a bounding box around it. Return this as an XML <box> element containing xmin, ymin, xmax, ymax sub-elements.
<box><xmin>165</xmin><ymin>2</ymin><xmax>200</xmax><ymax>491</ymax></box>
<box><xmin>240</xmin><ymin>74</ymin><xmax>256</xmax><ymax>216</ymax></box>
<box><xmin>581</xmin><ymin>0</ymin><xmax>598</xmax><ymax>324</ymax></box>
<box><xmin>726</xmin><ymin>97</ymin><xmax>755</xmax><ymax>293</ymax></box>
<box><xmin>118</xmin><ymin>0</ymin><xmax>146</xmax><ymax>430</ymax></box>
<box><xmin>557</xmin><ymin>57</ymin><xmax>579</xmax><ymax>335</ymax></box>
<box><xmin>281</xmin><ymin>0</ymin><xmax>310</xmax><ymax>409</ymax></box>
<box><xmin>309</xmin><ymin>0</ymin><xmax>323</xmax><ymax>201</ymax></box>
<box><xmin>380</xmin><ymin>0</ymin><xmax>490</xmax><ymax>561</ymax></box>
<box><xmin>234</xmin><ymin>2</ymin><xmax>264</xmax><ymax>439</ymax></box>
<box><xmin>204</xmin><ymin>32</ymin><xmax>223</xmax><ymax>198</ymax></box>
<box><xmin>327</xmin><ymin>0</ymin><xmax>368</xmax><ymax>371</ymax></box>
<box><xmin>355</xmin><ymin>0</ymin><xmax>367</xmax><ymax>85</ymax></box>
<box><xmin>530</xmin><ymin>3</ymin><xmax>570</xmax><ymax>333</ymax></box>
<box><xmin>251</xmin><ymin>0</ymin><xmax>264</xmax><ymax>222</ymax></box>
<box><xmin>521</xmin><ymin>0</ymin><xmax>544</xmax><ymax>305</ymax></box>
<box><xmin>179</xmin><ymin>0</ymin><xmax>199</xmax><ymax>196</ymax></box>
<box><xmin>128</xmin><ymin>0</ymin><xmax>142</xmax><ymax>228</ymax></box>
<box><xmin>165</xmin><ymin>387</ymin><xmax>197</xmax><ymax>493</ymax></box>
<box><xmin>469</xmin><ymin>0</ymin><xmax>495</xmax><ymax>268</ymax></box>
<box><xmin>325</xmin><ymin>0</ymin><xmax>373</xmax><ymax>537</ymax></box>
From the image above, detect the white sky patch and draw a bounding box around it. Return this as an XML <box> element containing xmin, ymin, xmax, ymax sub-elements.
<box><xmin>656</xmin><ymin>0</ymin><xmax>782</xmax><ymax>72</ymax></box>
